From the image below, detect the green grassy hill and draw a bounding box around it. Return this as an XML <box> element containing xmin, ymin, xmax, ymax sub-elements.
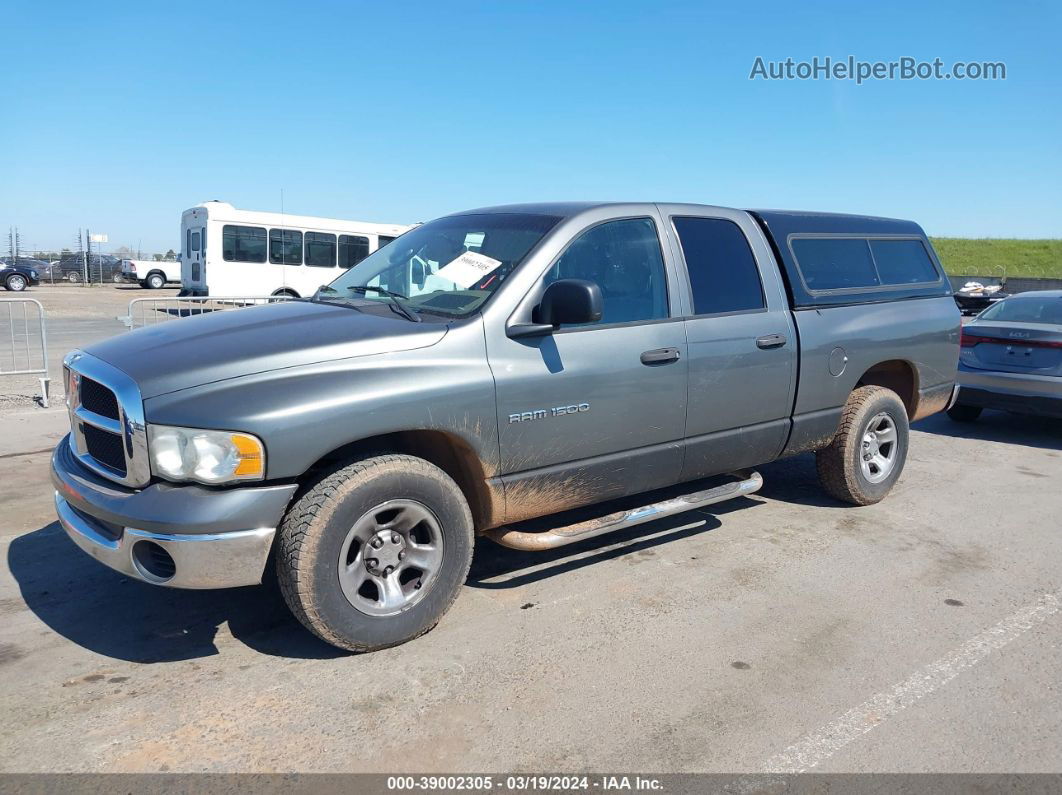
<box><xmin>929</xmin><ymin>238</ymin><xmax>1062</xmax><ymax>279</ymax></box>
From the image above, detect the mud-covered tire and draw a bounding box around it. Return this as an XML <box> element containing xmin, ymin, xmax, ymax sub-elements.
<box><xmin>947</xmin><ymin>403</ymin><xmax>982</xmax><ymax>423</ymax></box>
<box><xmin>276</xmin><ymin>454</ymin><xmax>474</xmax><ymax>652</ymax></box>
<box><xmin>815</xmin><ymin>386</ymin><xmax>910</xmax><ymax>506</ymax></box>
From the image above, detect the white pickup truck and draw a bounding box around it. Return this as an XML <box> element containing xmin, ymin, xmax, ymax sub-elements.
<box><xmin>119</xmin><ymin>259</ymin><xmax>180</xmax><ymax>289</ymax></box>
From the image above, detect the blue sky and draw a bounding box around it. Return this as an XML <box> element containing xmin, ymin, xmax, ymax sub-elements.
<box><xmin>2</xmin><ymin>0</ymin><xmax>1060</xmax><ymax>252</ymax></box>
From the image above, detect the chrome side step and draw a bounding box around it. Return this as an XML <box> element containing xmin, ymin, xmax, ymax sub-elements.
<box><xmin>485</xmin><ymin>471</ymin><xmax>763</xmax><ymax>551</ymax></box>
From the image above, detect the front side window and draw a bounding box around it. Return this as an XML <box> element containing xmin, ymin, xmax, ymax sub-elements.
<box><xmin>322</xmin><ymin>213</ymin><xmax>560</xmax><ymax>318</ymax></box>
<box><xmin>673</xmin><ymin>217</ymin><xmax>765</xmax><ymax>315</ymax></box>
<box><xmin>306</xmin><ymin>232</ymin><xmax>337</xmax><ymax>267</ymax></box>
<box><xmin>543</xmin><ymin>218</ymin><xmax>668</xmax><ymax>326</ymax></box>
<box><xmin>269</xmin><ymin>228</ymin><xmax>303</xmax><ymax>265</ymax></box>
<box><xmin>222</xmin><ymin>225</ymin><xmax>267</xmax><ymax>263</ymax></box>
<box><xmin>869</xmin><ymin>239</ymin><xmax>940</xmax><ymax>284</ymax></box>
<box><xmin>791</xmin><ymin>237</ymin><xmax>880</xmax><ymax>291</ymax></box>
<box><xmin>338</xmin><ymin>235</ymin><xmax>370</xmax><ymax>268</ymax></box>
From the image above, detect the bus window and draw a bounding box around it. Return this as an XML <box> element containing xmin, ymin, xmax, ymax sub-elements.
<box><xmin>222</xmin><ymin>225</ymin><xmax>267</xmax><ymax>263</ymax></box>
<box><xmin>190</xmin><ymin>231</ymin><xmax>201</xmax><ymax>252</ymax></box>
<box><xmin>378</xmin><ymin>235</ymin><xmax>397</xmax><ymax>248</ymax></box>
<box><xmin>306</xmin><ymin>232</ymin><xmax>337</xmax><ymax>267</ymax></box>
<box><xmin>339</xmin><ymin>235</ymin><xmax>370</xmax><ymax>268</ymax></box>
<box><xmin>269</xmin><ymin>229</ymin><xmax>303</xmax><ymax>265</ymax></box>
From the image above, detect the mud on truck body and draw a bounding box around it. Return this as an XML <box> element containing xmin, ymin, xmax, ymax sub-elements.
<box><xmin>53</xmin><ymin>202</ymin><xmax>960</xmax><ymax>651</ymax></box>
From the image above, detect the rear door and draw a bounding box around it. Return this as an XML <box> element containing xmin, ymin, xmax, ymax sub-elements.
<box><xmin>181</xmin><ymin>209</ymin><xmax>208</xmax><ymax>292</ymax></box>
<box><xmin>658</xmin><ymin>206</ymin><xmax>797</xmax><ymax>477</ymax></box>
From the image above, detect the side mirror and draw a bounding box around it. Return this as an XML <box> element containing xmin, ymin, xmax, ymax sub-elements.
<box><xmin>539</xmin><ymin>279</ymin><xmax>603</xmax><ymax>326</ymax></box>
<box><xmin>508</xmin><ymin>279</ymin><xmax>603</xmax><ymax>338</ymax></box>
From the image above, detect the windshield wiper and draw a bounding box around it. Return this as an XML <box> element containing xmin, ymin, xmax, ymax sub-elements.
<box><xmin>345</xmin><ymin>285</ymin><xmax>422</xmax><ymax>323</ymax></box>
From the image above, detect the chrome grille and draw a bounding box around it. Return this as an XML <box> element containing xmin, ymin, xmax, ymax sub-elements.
<box><xmin>82</xmin><ymin>423</ymin><xmax>127</xmax><ymax>475</ymax></box>
<box><xmin>79</xmin><ymin>377</ymin><xmax>120</xmax><ymax>419</ymax></box>
<box><xmin>64</xmin><ymin>351</ymin><xmax>151</xmax><ymax>488</ymax></box>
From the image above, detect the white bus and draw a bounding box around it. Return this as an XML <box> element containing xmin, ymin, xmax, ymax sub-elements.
<box><xmin>179</xmin><ymin>201</ymin><xmax>411</xmax><ymax>298</ymax></box>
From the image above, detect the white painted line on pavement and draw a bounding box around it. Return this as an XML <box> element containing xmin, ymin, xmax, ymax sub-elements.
<box><xmin>762</xmin><ymin>591</ymin><xmax>1062</xmax><ymax>773</ymax></box>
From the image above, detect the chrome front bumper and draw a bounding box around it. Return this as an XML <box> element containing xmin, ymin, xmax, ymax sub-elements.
<box><xmin>55</xmin><ymin>493</ymin><xmax>275</xmax><ymax>588</ymax></box>
<box><xmin>52</xmin><ymin>436</ymin><xmax>297</xmax><ymax>589</ymax></box>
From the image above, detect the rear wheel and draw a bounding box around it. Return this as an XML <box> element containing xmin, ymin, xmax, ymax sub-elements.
<box><xmin>816</xmin><ymin>386</ymin><xmax>910</xmax><ymax>506</ymax></box>
<box><xmin>66</xmin><ymin>271</ymin><xmax>81</xmax><ymax>283</ymax></box>
<box><xmin>947</xmin><ymin>403</ymin><xmax>982</xmax><ymax>423</ymax></box>
<box><xmin>276</xmin><ymin>454</ymin><xmax>474</xmax><ymax>652</ymax></box>
<box><xmin>146</xmin><ymin>272</ymin><xmax>166</xmax><ymax>289</ymax></box>
<box><xmin>112</xmin><ymin>272</ymin><xmax>123</xmax><ymax>283</ymax></box>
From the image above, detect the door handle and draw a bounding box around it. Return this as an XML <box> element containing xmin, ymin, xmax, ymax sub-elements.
<box><xmin>755</xmin><ymin>334</ymin><xmax>787</xmax><ymax>349</ymax></box>
<box><xmin>640</xmin><ymin>347</ymin><xmax>681</xmax><ymax>365</ymax></box>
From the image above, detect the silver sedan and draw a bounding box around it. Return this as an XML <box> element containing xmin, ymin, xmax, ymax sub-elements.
<box><xmin>949</xmin><ymin>290</ymin><xmax>1062</xmax><ymax>422</ymax></box>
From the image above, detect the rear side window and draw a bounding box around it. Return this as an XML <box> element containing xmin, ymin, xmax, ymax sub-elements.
<box><xmin>673</xmin><ymin>217</ymin><xmax>765</xmax><ymax>315</ymax></box>
<box><xmin>305</xmin><ymin>232</ymin><xmax>337</xmax><ymax>267</ymax></box>
<box><xmin>869</xmin><ymin>239</ymin><xmax>939</xmax><ymax>284</ymax></box>
<box><xmin>338</xmin><ymin>235</ymin><xmax>370</xmax><ymax>268</ymax></box>
<box><xmin>269</xmin><ymin>228</ymin><xmax>303</xmax><ymax>265</ymax></box>
<box><xmin>222</xmin><ymin>225</ymin><xmax>267</xmax><ymax>263</ymax></box>
<box><xmin>791</xmin><ymin>238</ymin><xmax>879</xmax><ymax>291</ymax></box>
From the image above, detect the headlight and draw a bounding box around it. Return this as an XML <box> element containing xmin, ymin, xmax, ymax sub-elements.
<box><xmin>31</xmin><ymin>270</ymin><xmax>38</xmax><ymax>278</ymax></box>
<box><xmin>148</xmin><ymin>424</ymin><xmax>265</xmax><ymax>484</ymax></box>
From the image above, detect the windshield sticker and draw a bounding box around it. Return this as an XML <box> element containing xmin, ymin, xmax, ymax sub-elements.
<box><xmin>437</xmin><ymin>251</ymin><xmax>502</xmax><ymax>289</ymax></box>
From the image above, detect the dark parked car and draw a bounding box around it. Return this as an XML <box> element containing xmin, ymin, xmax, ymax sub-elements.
<box><xmin>949</xmin><ymin>291</ymin><xmax>1062</xmax><ymax>421</ymax></box>
<box><xmin>1</xmin><ymin>261</ymin><xmax>41</xmax><ymax>291</ymax></box>
<box><xmin>54</xmin><ymin>254</ymin><xmax>123</xmax><ymax>283</ymax></box>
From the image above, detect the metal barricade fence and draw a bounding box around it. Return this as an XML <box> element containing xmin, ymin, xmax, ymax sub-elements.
<box><xmin>119</xmin><ymin>295</ymin><xmax>294</xmax><ymax>330</ymax></box>
<box><xmin>0</xmin><ymin>298</ymin><xmax>51</xmax><ymax>407</ymax></box>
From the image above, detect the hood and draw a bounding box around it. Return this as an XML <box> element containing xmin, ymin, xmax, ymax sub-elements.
<box><xmin>85</xmin><ymin>300</ymin><xmax>447</xmax><ymax>397</ymax></box>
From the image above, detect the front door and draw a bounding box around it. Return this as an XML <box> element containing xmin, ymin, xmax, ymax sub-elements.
<box><xmin>486</xmin><ymin>216</ymin><xmax>688</xmax><ymax>523</ymax></box>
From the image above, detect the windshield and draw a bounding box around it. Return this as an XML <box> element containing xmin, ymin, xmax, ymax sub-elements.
<box><xmin>979</xmin><ymin>295</ymin><xmax>1062</xmax><ymax>325</ymax></box>
<box><xmin>320</xmin><ymin>213</ymin><xmax>560</xmax><ymax>318</ymax></box>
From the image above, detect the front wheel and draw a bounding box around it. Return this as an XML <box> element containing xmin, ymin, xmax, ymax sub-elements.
<box><xmin>816</xmin><ymin>385</ymin><xmax>910</xmax><ymax>506</ymax></box>
<box><xmin>276</xmin><ymin>454</ymin><xmax>474</xmax><ymax>652</ymax></box>
<box><xmin>112</xmin><ymin>272</ymin><xmax>123</xmax><ymax>284</ymax></box>
<box><xmin>5</xmin><ymin>274</ymin><xmax>27</xmax><ymax>292</ymax></box>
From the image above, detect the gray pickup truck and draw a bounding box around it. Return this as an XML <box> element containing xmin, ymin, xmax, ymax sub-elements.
<box><xmin>53</xmin><ymin>202</ymin><xmax>960</xmax><ymax>651</ymax></box>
